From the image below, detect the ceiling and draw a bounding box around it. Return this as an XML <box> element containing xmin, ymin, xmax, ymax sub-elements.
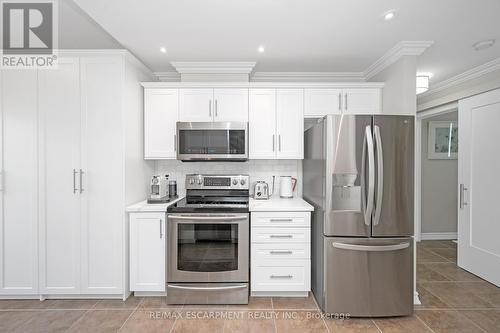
<box><xmin>73</xmin><ymin>0</ymin><xmax>500</xmax><ymax>85</ymax></box>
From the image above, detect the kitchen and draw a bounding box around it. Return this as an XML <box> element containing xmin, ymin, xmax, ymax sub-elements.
<box><xmin>1</xmin><ymin>1</ymin><xmax>500</xmax><ymax>332</ymax></box>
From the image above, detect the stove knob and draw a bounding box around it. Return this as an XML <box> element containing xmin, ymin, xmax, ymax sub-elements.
<box><xmin>189</xmin><ymin>178</ymin><xmax>195</xmax><ymax>185</ymax></box>
<box><xmin>240</xmin><ymin>179</ymin><xmax>246</xmax><ymax>185</ymax></box>
<box><xmin>197</xmin><ymin>179</ymin><xmax>203</xmax><ymax>185</ymax></box>
<box><xmin>232</xmin><ymin>179</ymin><xmax>238</xmax><ymax>185</ymax></box>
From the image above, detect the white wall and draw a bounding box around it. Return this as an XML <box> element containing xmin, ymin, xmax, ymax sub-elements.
<box><xmin>421</xmin><ymin>112</ymin><xmax>458</xmax><ymax>234</ymax></box>
<box><xmin>155</xmin><ymin>160</ymin><xmax>302</xmax><ymax>198</ymax></box>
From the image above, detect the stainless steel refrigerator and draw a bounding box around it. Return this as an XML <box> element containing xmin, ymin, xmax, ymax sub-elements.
<box><xmin>303</xmin><ymin>114</ymin><xmax>414</xmax><ymax>317</ymax></box>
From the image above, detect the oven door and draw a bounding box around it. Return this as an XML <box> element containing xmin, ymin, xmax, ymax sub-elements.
<box><xmin>167</xmin><ymin>213</ymin><xmax>249</xmax><ymax>283</ymax></box>
<box><xmin>176</xmin><ymin>122</ymin><xmax>248</xmax><ymax>161</ymax></box>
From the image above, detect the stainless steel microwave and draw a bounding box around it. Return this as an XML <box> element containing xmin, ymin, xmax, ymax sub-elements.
<box><xmin>176</xmin><ymin>122</ymin><xmax>248</xmax><ymax>161</ymax></box>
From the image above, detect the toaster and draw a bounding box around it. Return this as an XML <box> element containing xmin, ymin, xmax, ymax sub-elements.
<box><xmin>254</xmin><ymin>181</ymin><xmax>270</xmax><ymax>200</ymax></box>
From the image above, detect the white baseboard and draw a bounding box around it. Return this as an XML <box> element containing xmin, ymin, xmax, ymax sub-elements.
<box><xmin>421</xmin><ymin>232</ymin><xmax>457</xmax><ymax>240</ymax></box>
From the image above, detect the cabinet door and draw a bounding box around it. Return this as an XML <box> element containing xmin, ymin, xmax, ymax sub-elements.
<box><xmin>249</xmin><ymin>89</ymin><xmax>276</xmax><ymax>159</ymax></box>
<box><xmin>0</xmin><ymin>70</ymin><xmax>39</xmax><ymax>295</ymax></box>
<box><xmin>276</xmin><ymin>89</ymin><xmax>304</xmax><ymax>159</ymax></box>
<box><xmin>38</xmin><ymin>58</ymin><xmax>82</xmax><ymax>294</ymax></box>
<box><xmin>342</xmin><ymin>88</ymin><xmax>381</xmax><ymax>114</ymax></box>
<box><xmin>179</xmin><ymin>89</ymin><xmax>213</xmax><ymax>122</ymax></box>
<box><xmin>129</xmin><ymin>213</ymin><xmax>166</xmax><ymax>292</ymax></box>
<box><xmin>144</xmin><ymin>88</ymin><xmax>178</xmax><ymax>159</ymax></box>
<box><xmin>304</xmin><ymin>89</ymin><xmax>342</xmax><ymax>117</ymax></box>
<box><xmin>213</xmin><ymin>89</ymin><xmax>248</xmax><ymax>122</ymax></box>
<box><xmin>80</xmin><ymin>57</ymin><xmax>124</xmax><ymax>294</ymax></box>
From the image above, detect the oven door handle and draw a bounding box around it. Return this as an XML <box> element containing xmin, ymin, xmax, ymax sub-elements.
<box><xmin>168</xmin><ymin>215</ymin><xmax>248</xmax><ymax>221</ymax></box>
<box><xmin>167</xmin><ymin>284</ymin><xmax>247</xmax><ymax>291</ymax></box>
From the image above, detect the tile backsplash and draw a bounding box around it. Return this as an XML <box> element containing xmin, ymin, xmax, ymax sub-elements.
<box><xmin>155</xmin><ymin>160</ymin><xmax>302</xmax><ymax>198</ymax></box>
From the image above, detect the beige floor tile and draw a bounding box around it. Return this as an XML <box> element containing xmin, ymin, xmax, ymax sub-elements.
<box><xmin>43</xmin><ymin>299</ymin><xmax>99</xmax><ymax>309</ymax></box>
<box><xmin>0</xmin><ymin>311</ymin><xmax>39</xmax><ymax>333</ymax></box>
<box><xmin>120</xmin><ymin>310</ymin><xmax>177</xmax><ymax>333</ymax></box>
<box><xmin>417</xmin><ymin>264</ymin><xmax>451</xmax><ymax>282</ymax></box>
<box><xmin>476</xmin><ymin>292</ymin><xmax>500</xmax><ymax>308</ymax></box>
<box><xmin>170</xmin><ymin>311</ymin><xmax>225</xmax><ymax>333</ymax></box>
<box><xmin>272</xmin><ymin>294</ymin><xmax>318</xmax><ymax>310</ymax></box>
<box><xmin>324</xmin><ymin>317</ymin><xmax>378</xmax><ymax>333</ymax></box>
<box><xmin>94</xmin><ymin>296</ymin><xmax>143</xmax><ymax>309</ymax></box>
<box><xmin>417</xmin><ymin>248</ymin><xmax>450</xmax><ymax>263</ymax></box>
<box><xmin>416</xmin><ymin>309</ymin><xmax>485</xmax><ymax>333</ymax></box>
<box><xmin>226</xmin><ymin>297</ymin><xmax>273</xmax><ymax>310</ymax></box>
<box><xmin>223</xmin><ymin>311</ymin><xmax>275</xmax><ymax>333</ymax></box>
<box><xmin>16</xmin><ymin>310</ymin><xmax>86</xmax><ymax>333</ymax></box>
<box><xmin>424</xmin><ymin>262</ymin><xmax>483</xmax><ymax>282</ymax></box>
<box><xmin>421</xmin><ymin>282</ymin><xmax>494</xmax><ymax>308</ymax></box>
<box><xmin>461</xmin><ymin>309</ymin><xmax>500</xmax><ymax>333</ymax></box>
<box><xmin>66</xmin><ymin>309</ymin><xmax>133</xmax><ymax>333</ymax></box>
<box><xmin>415</xmin><ymin>284</ymin><xmax>450</xmax><ymax>309</ymax></box>
<box><xmin>0</xmin><ymin>299</ymin><xmax>49</xmax><ymax>310</ymax></box>
<box><xmin>275</xmin><ymin>310</ymin><xmax>328</xmax><ymax>333</ymax></box>
<box><xmin>374</xmin><ymin>315</ymin><xmax>433</xmax><ymax>333</ymax></box>
<box><xmin>419</xmin><ymin>240</ymin><xmax>453</xmax><ymax>249</ymax></box>
<box><xmin>428</xmin><ymin>248</ymin><xmax>457</xmax><ymax>263</ymax></box>
<box><xmin>138</xmin><ymin>297</ymin><xmax>183</xmax><ymax>310</ymax></box>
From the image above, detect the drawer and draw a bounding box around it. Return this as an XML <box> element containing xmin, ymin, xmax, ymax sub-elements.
<box><xmin>252</xmin><ymin>243</ymin><xmax>310</xmax><ymax>260</ymax></box>
<box><xmin>251</xmin><ymin>227</ymin><xmax>310</xmax><ymax>243</ymax></box>
<box><xmin>251</xmin><ymin>259</ymin><xmax>310</xmax><ymax>292</ymax></box>
<box><xmin>251</xmin><ymin>212</ymin><xmax>310</xmax><ymax>227</ymax></box>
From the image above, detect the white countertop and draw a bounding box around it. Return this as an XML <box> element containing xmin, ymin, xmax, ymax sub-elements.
<box><xmin>126</xmin><ymin>197</ymin><xmax>183</xmax><ymax>213</ymax></box>
<box><xmin>249</xmin><ymin>196</ymin><xmax>314</xmax><ymax>212</ymax></box>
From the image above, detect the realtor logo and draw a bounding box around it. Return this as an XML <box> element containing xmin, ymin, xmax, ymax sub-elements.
<box><xmin>1</xmin><ymin>0</ymin><xmax>58</xmax><ymax>68</ymax></box>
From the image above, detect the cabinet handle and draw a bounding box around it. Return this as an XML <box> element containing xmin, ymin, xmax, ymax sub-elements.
<box><xmin>345</xmin><ymin>93</ymin><xmax>348</xmax><ymax>110</ymax></box>
<box><xmin>269</xmin><ymin>235</ymin><xmax>293</xmax><ymax>239</ymax></box>
<box><xmin>160</xmin><ymin>219</ymin><xmax>163</xmax><ymax>239</ymax></box>
<box><xmin>272</xmin><ymin>134</ymin><xmax>275</xmax><ymax>152</ymax></box>
<box><xmin>209</xmin><ymin>100</ymin><xmax>212</xmax><ymax>117</ymax></box>
<box><xmin>73</xmin><ymin>169</ymin><xmax>78</xmax><ymax>194</ymax></box>
<box><xmin>278</xmin><ymin>135</ymin><xmax>282</xmax><ymax>152</ymax></box>
<box><xmin>79</xmin><ymin>169</ymin><xmax>84</xmax><ymax>193</ymax></box>
<box><xmin>338</xmin><ymin>93</ymin><xmax>342</xmax><ymax>111</ymax></box>
<box><xmin>270</xmin><ymin>274</ymin><xmax>293</xmax><ymax>279</ymax></box>
<box><xmin>215</xmin><ymin>100</ymin><xmax>218</xmax><ymax>117</ymax></box>
<box><xmin>270</xmin><ymin>218</ymin><xmax>293</xmax><ymax>222</ymax></box>
<box><xmin>269</xmin><ymin>250</ymin><xmax>293</xmax><ymax>254</ymax></box>
<box><xmin>174</xmin><ymin>134</ymin><xmax>177</xmax><ymax>152</ymax></box>
<box><xmin>459</xmin><ymin>184</ymin><xmax>468</xmax><ymax>209</ymax></box>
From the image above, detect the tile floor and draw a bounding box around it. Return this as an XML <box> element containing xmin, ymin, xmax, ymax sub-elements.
<box><xmin>1</xmin><ymin>240</ymin><xmax>499</xmax><ymax>332</ymax></box>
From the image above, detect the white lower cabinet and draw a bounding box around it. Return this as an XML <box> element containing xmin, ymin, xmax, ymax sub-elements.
<box><xmin>129</xmin><ymin>213</ymin><xmax>166</xmax><ymax>292</ymax></box>
<box><xmin>251</xmin><ymin>211</ymin><xmax>311</xmax><ymax>296</ymax></box>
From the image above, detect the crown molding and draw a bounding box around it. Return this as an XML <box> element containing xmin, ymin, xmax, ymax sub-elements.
<box><xmin>418</xmin><ymin>57</ymin><xmax>500</xmax><ymax>98</ymax></box>
<box><xmin>364</xmin><ymin>41</ymin><xmax>434</xmax><ymax>80</ymax></box>
<box><xmin>251</xmin><ymin>71</ymin><xmax>365</xmax><ymax>82</ymax></box>
<box><xmin>154</xmin><ymin>71</ymin><xmax>181</xmax><ymax>82</ymax></box>
<box><xmin>170</xmin><ymin>61</ymin><xmax>256</xmax><ymax>74</ymax></box>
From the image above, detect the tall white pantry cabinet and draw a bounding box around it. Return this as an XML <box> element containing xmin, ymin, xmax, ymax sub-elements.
<box><xmin>0</xmin><ymin>51</ymin><xmax>153</xmax><ymax>298</ymax></box>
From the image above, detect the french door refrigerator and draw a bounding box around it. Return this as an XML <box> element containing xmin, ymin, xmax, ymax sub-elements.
<box><xmin>303</xmin><ymin>114</ymin><xmax>414</xmax><ymax>317</ymax></box>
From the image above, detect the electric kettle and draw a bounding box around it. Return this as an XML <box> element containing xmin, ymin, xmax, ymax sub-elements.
<box><xmin>279</xmin><ymin>176</ymin><xmax>297</xmax><ymax>198</ymax></box>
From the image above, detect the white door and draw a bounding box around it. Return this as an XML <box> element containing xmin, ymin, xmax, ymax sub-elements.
<box><xmin>304</xmin><ymin>89</ymin><xmax>342</xmax><ymax>117</ymax></box>
<box><xmin>342</xmin><ymin>88</ymin><xmax>381</xmax><ymax>114</ymax></box>
<box><xmin>0</xmin><ymin>70</ymin><xmax>39</xmax><ymax>295</ymax></box>
<box><xmin>129</xmin><ymin>213</ymin><xmax>166</xmax><ymax>292</ymax></box>
<box><xmin>38</xmin><ymin>58</ymin><xmax>82</xmax><ymax>294</ymax></box>
<box><xmin>276</xmin><ymin>89</ymin><xmax>304</xmax><ymax>159</ymax></box>
<box><xmin>458</xmin><ymin>88</ymin><xmax>500</xmax><ymax>287</ymax></box>
<box><xmin>144</xmin><ymin>88</ymin><xmax>178</xmax><ymax>159</ymax></box>
<box><xmin>80</xmin><ymin>57</ymin><xmax>124</xmax><ymax>294</ymax></box>
<box><xmin>249</xmin><ymin>89</ymin><xmax>276</xmax><ymax>159</ymax></box>
<box><xmin>213</xmin><ymin>89</ymin><xmax>248</xmax><ymax>122</ymax></box>
<box><xmin>179</xmin><ymin>89</ymin><xmax>213</xmax><ymax>122</ymax></box>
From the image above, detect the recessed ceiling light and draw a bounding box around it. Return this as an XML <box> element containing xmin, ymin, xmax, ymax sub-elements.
<box><xmin>257</xmin><ymin>45</ymin><xmax>265</xmax><ymax>53</ymax></box>
<box><xmin>473</xmin><ymin>39</ymin><xmax>495</xmax><ymax>51</ymax></box>
<box><xmin>160</xmin><ymin>47</ymin><xmax>167</xmax><ymax>53</ymax></box>
<box><xmin>416</xmin><ymin>76</ymin><xmax>429</xmax><ymax>94</ymax></box>
<box><xmin>383</xmin><ymin>10</ymin><xmax>396</xmax><ymax>21</ymax></box>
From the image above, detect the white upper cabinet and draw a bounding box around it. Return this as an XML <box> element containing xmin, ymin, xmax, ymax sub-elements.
<box><xmin>144</xmin><ymin>89</ymin><xmax>179</xmax><ymax>159</ymax></box>
<box><xmin>179</xmin><ymin>88</ymin><xmax>213</xmax><ymax>122</ymax></box>
<box><xmin>129</xmin><ymin>213</ymin><xmax>166</xmax><ymax>292</ymax></box>
<box><xmin>342</xmin><ymin>88</ymin><xmax>381</xmax><ymax>114</ymax></box>
<box><xmin>213</xmin><ymin>88</ymin><xmax>248</xmax><ymax>122</ymax></box>
<box><xmin>304</xmin><ymin>89</ymin><xmax>342</xmax><ymax>117</ymax></box>
<box><xmin>249</xmin><ymin>89</ymin><xmax>276</xmax><ymax>159</ymax></box>
<box><xmin>276</xmin><ymin>89</ymin><xmax>304</xmax><ymax>159</ymax></box>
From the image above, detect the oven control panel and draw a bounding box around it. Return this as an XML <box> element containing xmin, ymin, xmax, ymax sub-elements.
<box><xmin>186</xmin><ymin>174</ymin><xmax>249</xmax><ymax>190</ymax></box>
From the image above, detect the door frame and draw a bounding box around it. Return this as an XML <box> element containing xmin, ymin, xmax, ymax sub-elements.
<box><xmin>414</xmin><ymin>101</ymin><xmax>458</xmax><ymax>242</ymax></box>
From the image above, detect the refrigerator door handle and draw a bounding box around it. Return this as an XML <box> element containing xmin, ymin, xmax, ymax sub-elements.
<box><xmin>361</xmin><ymin>125</ymin><xmax>375</xmax><ymax>226</ymax></box>
<box><xmin>332</xmin><ymin>242</ymin><xmax>410</xmax><ymax>252</ymax></box>
<box><xmin>373</xmin><ymin>125</ymin><xmax>383</xmax><ymax>226</ymax></box>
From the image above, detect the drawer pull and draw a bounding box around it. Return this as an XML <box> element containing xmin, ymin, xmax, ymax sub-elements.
<box><xmin>269</xmin><ymin>235</ymin><xmax>293</xmax><ymax>239</ymax></box>
<box><xmin>269</xmin><ymin>250</ymin><xmax>293</xmax><ymax>254</ymax></box>
<box><xmin>269</xmin><ymin>218</ymin><xmax>293</xmax><ymax>222</ymax></box>
<box><xmin>270</xmin><ymin>274</ymin><xmax>293</xmax><ymax>279</ymax></box>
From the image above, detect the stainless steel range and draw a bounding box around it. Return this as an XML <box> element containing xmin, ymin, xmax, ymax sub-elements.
<box><xmin>166</xmin><ymin>174</ymin><xmax>249</xmax><ymax>305</ymax></box>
